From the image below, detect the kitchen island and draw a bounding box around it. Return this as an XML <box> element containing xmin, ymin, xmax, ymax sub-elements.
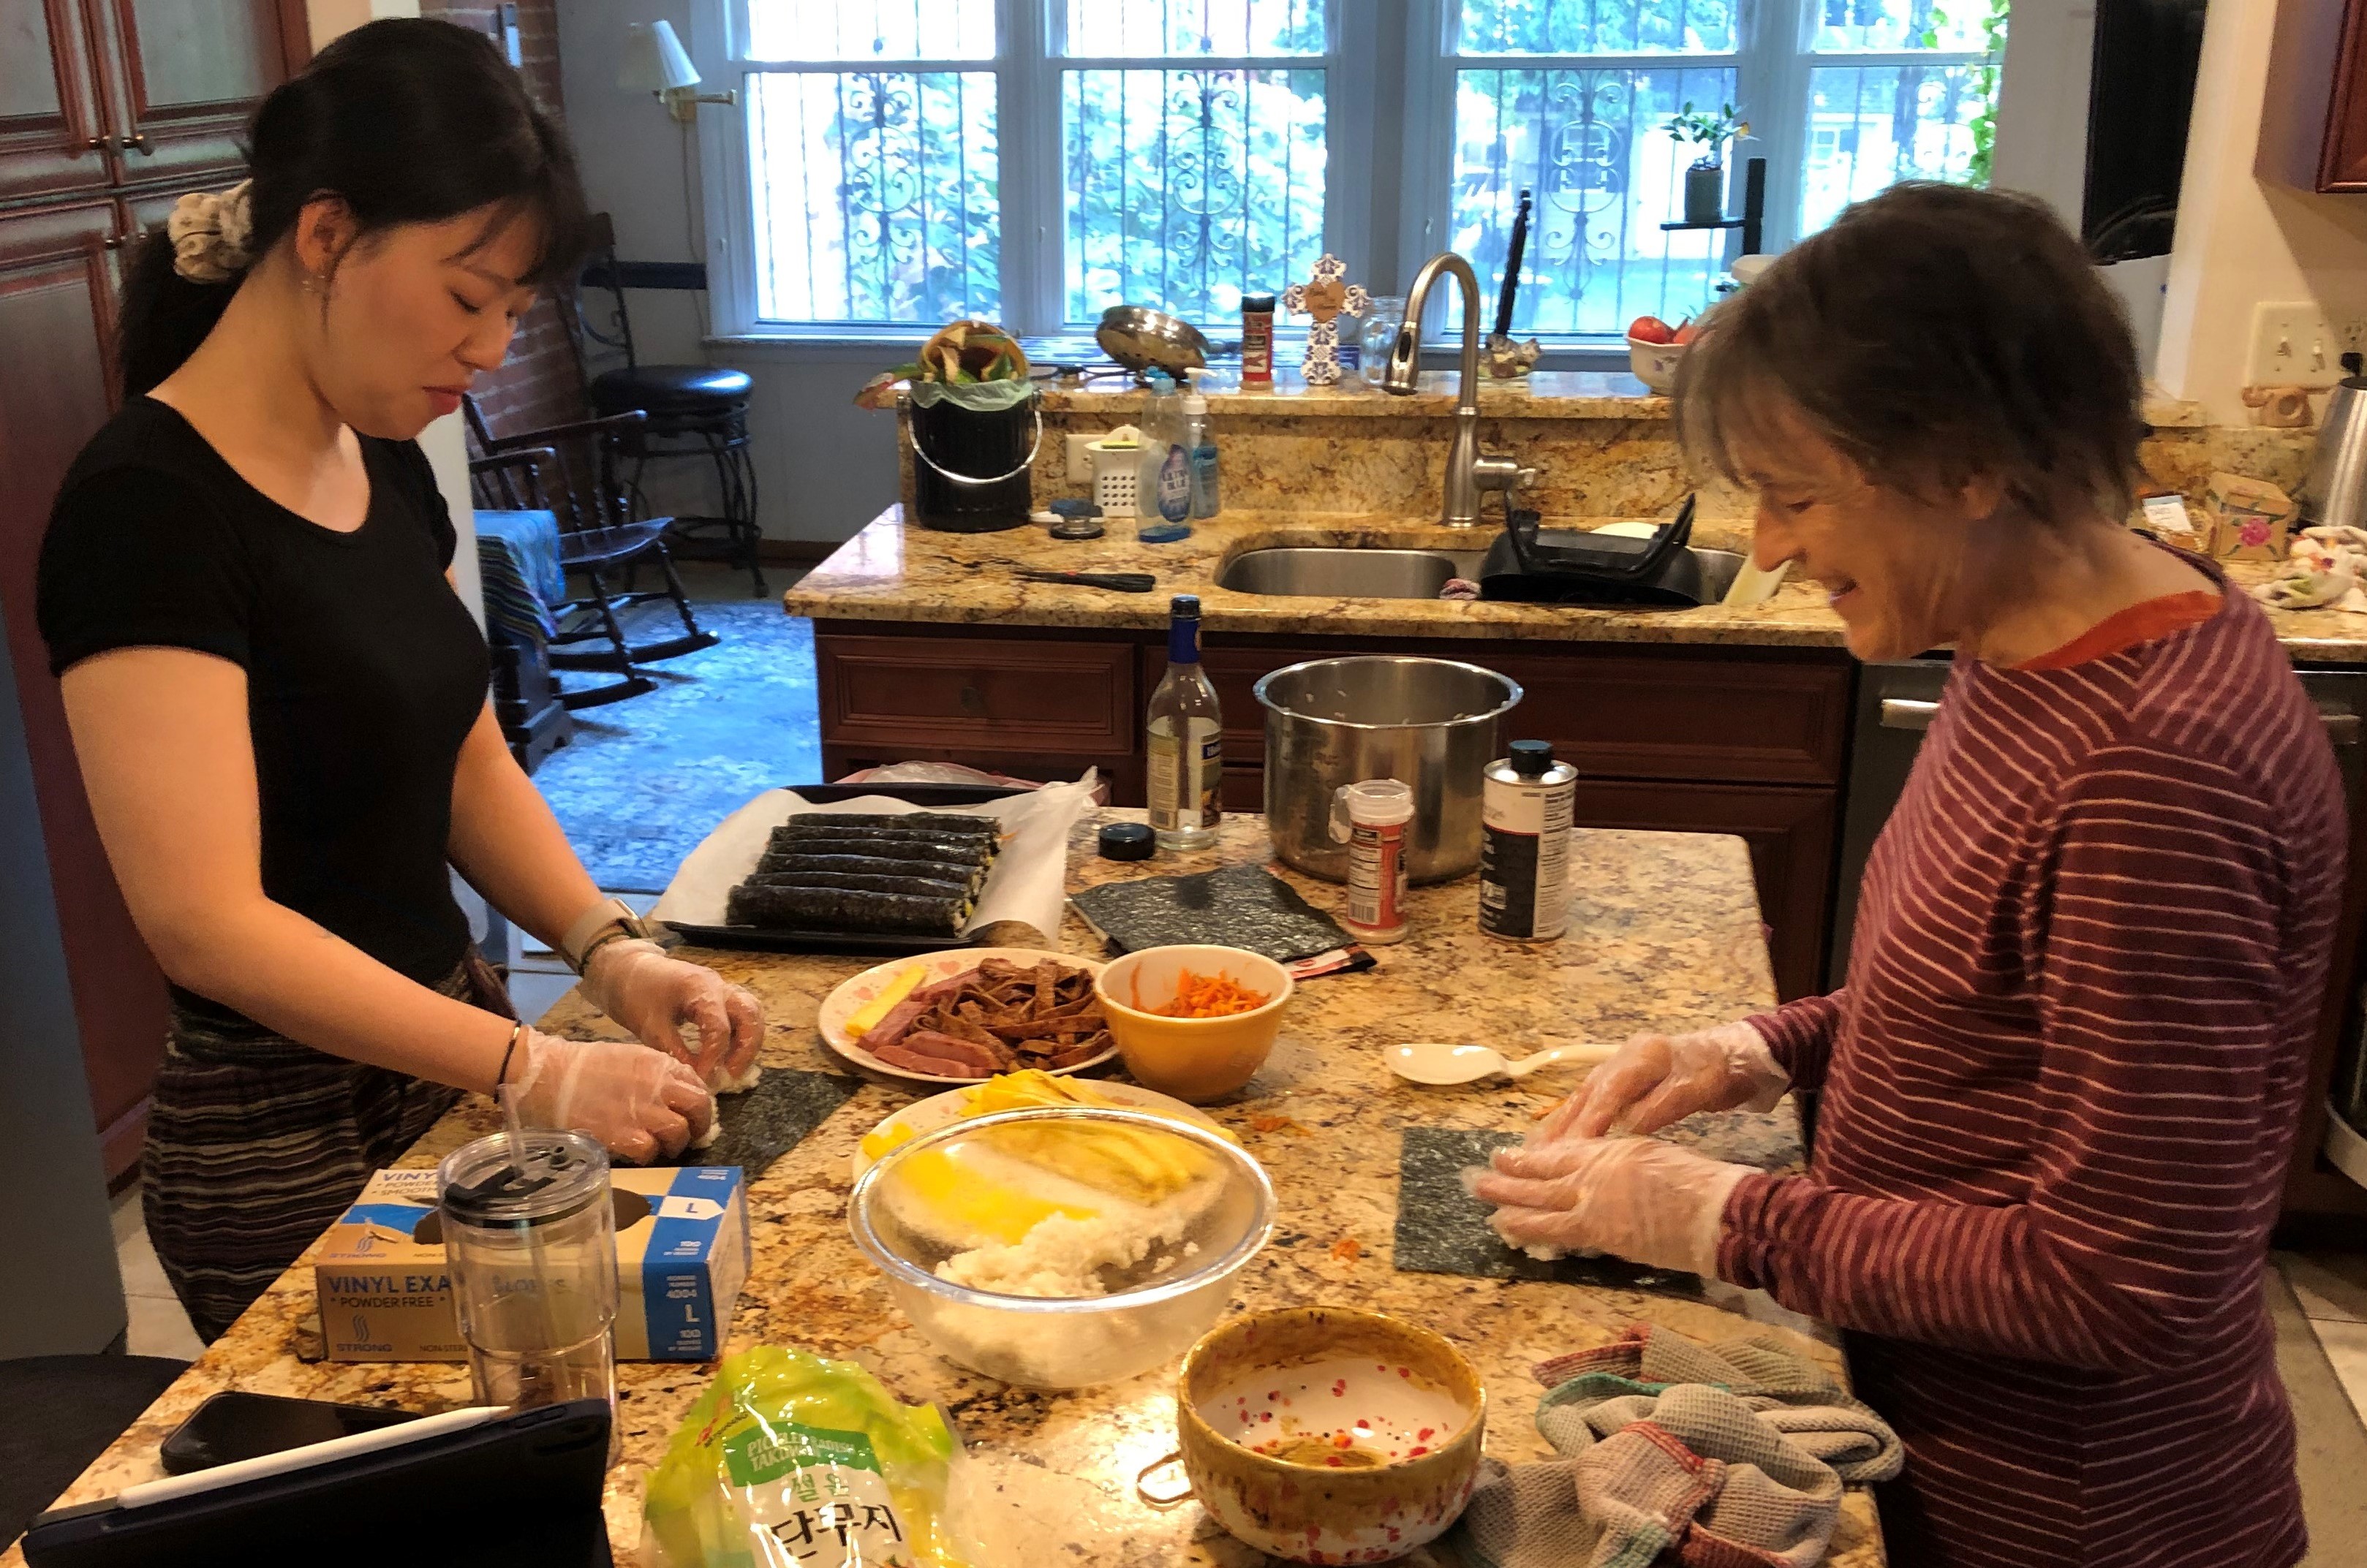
<box><xmin>786</xmin><ymin>504</ymin><xmax>2367</xmax><ymax>1006</ymax></box>
<box><xmin>10</xmin><ymin>815</ymin><xmax>1881</xmax><ymax>1566</ymax></box>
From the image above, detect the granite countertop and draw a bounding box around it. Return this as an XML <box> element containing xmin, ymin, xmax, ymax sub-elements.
<box><xmin>785</xmin><ymin>505</ymin><xmax>1858</xmax><ymax>651</ymax></box>
<box><xmin>12</xmin><ymin>817</ymin><xmax>1885</xmax><ymax>1564</ymax></box>
<box><xmin>783</xmin><ymin>504</ymin><xmax>2367</xmax><ymax>663</ymax></box>
<box><xmin>1021</xmin><ymin>366</ymin><xmax>2209</xmax><ymax>428</ymax></box>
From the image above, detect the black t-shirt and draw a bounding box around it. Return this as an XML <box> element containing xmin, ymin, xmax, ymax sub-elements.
<box><xmin>39</xmin><ymin>397</ymin><xmax>489</xmax><ymax>1022</ymax></box>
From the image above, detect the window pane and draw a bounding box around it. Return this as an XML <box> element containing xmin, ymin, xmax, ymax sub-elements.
<box><xmin>1456</xmin><ymin>0</ymin><xmax>1737</xmax><ymax>57</ymax></box>
<box><xmin>1449</xmin><ymin>66</ymin><xmax>1737</xmax><ymax>336</ymax></box>
<box><xmin>1062</xmin><ymin>68</ymin><xmax>1326</xmax><ymax>327</ymax></box>
<box><xmin>746</xmin><ymin>71</ymin><xmax>1000</xmax><ymax>324</ymax></box>
<box><xmin>1062</xmin><ymin>0</ymin><xmax>1325</xmax><ymax>58</ymax></box>
<box><xmin>1809</xmin><ymin>0</ymin><xmax>1987</xmax><ymax>53</ymax></box>
<box><xmin>1799</xmin><ymin>64</ymin><xmax>1980</xmax><ymax>235</ymax></box>
<box><xmin>745</xmin><ymin>0</ymin><xmax>994</xmax><ymax>62</ymax></box>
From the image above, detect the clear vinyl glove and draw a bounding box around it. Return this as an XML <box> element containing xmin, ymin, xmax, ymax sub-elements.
<box><xmin>578</xmin><ymin>938</ymin><xmax>764</xmax><ymax>1091</ymax></box>
<box><xmin>509</xmin><ymin>1026</ymin><xmax>714</xmax><ymax>1166</ymax></box>
<box><xmin>1473</xmin><ymin>1136</ymin><xmax>1753</xmax><ymax>1278</ymax></box>
<box><xmin>1534</xmin><ymin>1020</ymin><xmax>1787</xmax><ymax>1145</ymax></box>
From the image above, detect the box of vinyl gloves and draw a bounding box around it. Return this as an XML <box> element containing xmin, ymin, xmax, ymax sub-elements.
<box><xmin>314</xmin><ymin>1164</ymin><xmax>750</xmax><ymax>1363</ymax></box>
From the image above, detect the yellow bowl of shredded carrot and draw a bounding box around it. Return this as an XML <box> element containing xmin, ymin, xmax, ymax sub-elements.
<box><xmin>1095</xmin><ymin>945</ymin><xmax>1294</xmax><ymax>1104</ymax></box>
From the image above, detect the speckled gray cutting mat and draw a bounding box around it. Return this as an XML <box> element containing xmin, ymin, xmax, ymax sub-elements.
<box><xmin>1395</xmin><ymin>1127</ymin><xmax>1704</xmax><ymax>1298</ymax></box>
<box><xmin>662</xmin><ymin>1068</ymin><xmax>858</xmax><ymax>1175</ymax></box>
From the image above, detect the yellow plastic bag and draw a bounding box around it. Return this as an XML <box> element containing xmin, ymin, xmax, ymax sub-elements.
<box><xmin>640</xmin><ymin>1346</ymin><xmax>963</xmax><ymax>1567</ymax></box>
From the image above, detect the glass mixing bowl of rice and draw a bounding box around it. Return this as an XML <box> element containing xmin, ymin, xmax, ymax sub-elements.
<box><xmin>848</xmin><ymin>1106</ymin><xmax>1275</xmax><ymax>1389</ymax></box>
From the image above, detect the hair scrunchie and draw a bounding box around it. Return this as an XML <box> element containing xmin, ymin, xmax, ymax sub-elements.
<box><xmin>166</xmin><ymin>180</ymin><xmax>255</xmax><ymax>284</ymax></box>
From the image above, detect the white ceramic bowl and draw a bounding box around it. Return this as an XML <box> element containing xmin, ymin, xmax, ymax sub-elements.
<box><xmin>1626</xmin><ymin>334</ymin><xmax>1687</xmax><ymax>394</ymax></box>
<box><xmin>847</xmin><ymin>1106</ymin><xmax>1275</xmax><ymax>1388</ymax></box>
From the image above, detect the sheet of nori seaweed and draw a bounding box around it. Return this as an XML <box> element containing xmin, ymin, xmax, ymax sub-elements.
<box><xmin>1066</xmin><ymin>863</ymin><xmax>1355</xmax><ymax>963</ymax></box>
<box><xmin>1394</xmin><ymin>1127</ymin><xmax>1704</xmax><ymax>1296</ymax></box>
<box><xmin>780</xmin><ymin>811</ymin><xmax>1000</xmax><ymax>837</ymax></box>
<box><xmin>726</xmin><ymin>882</ymin><xmax>969</xmax><ymax>934</ymax></box>
<box><xmin>657</xmin><ymin>1069</ymin><xmax>858</xmax><ymax>1175</ymax></box>
<box><xmin>754</xmin><ymin>852</ymin><xmax>986</xmax><ymax>889</ymax></box>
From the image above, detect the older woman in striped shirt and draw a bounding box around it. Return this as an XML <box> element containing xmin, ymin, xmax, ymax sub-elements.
<box><xmin>1476</xmin><ymin>184</ymin><xmax>2341</xmax><ymax>1568</ymax></box>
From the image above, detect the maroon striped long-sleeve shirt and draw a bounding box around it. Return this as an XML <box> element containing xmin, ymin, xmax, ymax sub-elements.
<box><xmin>1716</xmin><ymin>583</ymin><xmax>2344</xmax><ymax>1568</ymax></box>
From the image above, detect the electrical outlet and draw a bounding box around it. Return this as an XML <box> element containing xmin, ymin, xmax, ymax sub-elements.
<box><xmin>2246</xmin><ymin>302</ymin><xmax>2363</xmax><ymax>388</ymax></box>
<box><xmin>1064</xmin><ymin>432</ymin><xmax>1101</xmax><ymax>476</ymax></box>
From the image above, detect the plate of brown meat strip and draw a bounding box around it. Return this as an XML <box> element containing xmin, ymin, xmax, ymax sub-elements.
<box><xmin>816</xmin><ymin>947</ymin><xmax>1117</xmax><ymax>1088</ymax></box>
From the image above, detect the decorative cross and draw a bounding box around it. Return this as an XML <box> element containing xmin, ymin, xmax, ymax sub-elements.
<box><xmin>1283</xmin><ymin>253</ymin><xmax>1370</xmax><ymax>387</ymax></box>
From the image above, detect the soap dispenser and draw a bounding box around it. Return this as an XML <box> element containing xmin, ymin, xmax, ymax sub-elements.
<box><xmin>1182</xmin><ymin>367</ymin><xmax>1221</xmax><ymax>519</ymax></box>
<box><xmin>1137</xmin><ymin>371</ymin><xmax>1193</xmax><ymax>544</ymax></box>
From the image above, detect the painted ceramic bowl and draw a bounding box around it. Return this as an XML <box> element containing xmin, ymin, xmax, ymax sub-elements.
<box><xmin>1176</xmin><ymin>1307</ymin><xmax>1485</xmax><ymax>1564</ymax></box>
<box><xmin>1626</xmin><ymin>333</ymin><xmax>1687</xmax><ymax>393</ymax></box>
<box><xmin>1095</xmin><ymin>945</ymin><xmax>1294</xmax><ymax>1104</ymax></box>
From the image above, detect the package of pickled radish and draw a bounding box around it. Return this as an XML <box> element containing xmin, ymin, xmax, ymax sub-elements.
<box><xmin>640</xmin><ymin>1346</ymin><xmax>964</xmax><ymax>1567</ymax></box>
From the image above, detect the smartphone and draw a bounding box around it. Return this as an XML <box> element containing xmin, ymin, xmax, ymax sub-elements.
<box><xmin>158</xmin><ymin>1391</ymin><xmax>416</xmax><ymax>1474</ymax></box>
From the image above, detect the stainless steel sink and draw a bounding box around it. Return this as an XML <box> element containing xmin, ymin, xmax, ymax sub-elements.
<box><xmin>1218</xmin><ymin>541</ymin><xmax>1747</xmax><ymax>605</ymax></box>
<box><xmin>1218</xmin><ymin>547</ymin><xmax>1487</xmax><ymax>599</ymax></box>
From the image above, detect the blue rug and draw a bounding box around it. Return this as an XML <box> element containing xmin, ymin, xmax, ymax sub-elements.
<box><xmin>532</xmin><ymin>598</ymin><xmax>821</xmax><ymax>894</ymax></box>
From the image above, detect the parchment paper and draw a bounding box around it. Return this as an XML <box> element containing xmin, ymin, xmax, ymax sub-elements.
<box><xmin>651</xmin><ymin>775</ymin><xmax>1099</xmax><ymax>945</ymax></box>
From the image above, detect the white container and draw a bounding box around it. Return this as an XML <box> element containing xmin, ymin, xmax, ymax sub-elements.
<box><xmin>1626</xmin><ymin>334</ymin><xmax>1686</xmax><ymax>394</ymax></box>
<box><xmin>1089</xmin><ymin>426</ymin><xmax>1142</xmax><ymax>517</ymax></box>
<box><xmin>1329</xmin><ymin>779</ymin><xmax>1413</xmax><ymax>944</ymax></box>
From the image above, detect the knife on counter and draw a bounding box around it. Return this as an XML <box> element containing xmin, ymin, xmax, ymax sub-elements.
<box><xmin>1015</xmin><ymin>569</ymin><xmax>1158</xmax><ymax>592</ymax></box>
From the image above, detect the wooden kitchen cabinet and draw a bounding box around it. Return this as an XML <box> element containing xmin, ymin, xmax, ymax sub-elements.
<box><xmin>0</xmin><ymin>0</ymin><xmax>298</xmax><ymax>1177</ymax></box>
<box><xmin>0</xmin><ymin>0</ymin><xmax>113</xmax><ymax>203</ymax></box>
<box><xmin>85</xmin><ymin>0</ymin><xmax>307</xmax><ymax>183</ymax></box>
<box><xmin>2259</xmin><ymin>0</ymin><xmax>2367</xmax><ymax>193</ymax></box>
<box><xmin>0</xmin><ymin>197</ymin><xmax>170</xmax><ymax>1181</ymax></box>
<box><xmin>3</xmin><ymin>0</ymin><xmax>303</xmax><ymax>203</ymax></box>
<box><xmin>814</xmin><ymin>622</ymin><xmax>1850</xmax><ymax>1000</ymax></box>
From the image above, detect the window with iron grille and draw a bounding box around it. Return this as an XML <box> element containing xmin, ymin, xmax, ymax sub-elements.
<box><xmin>712</xmin><ymin>0</ymin><xmax>2004</xmax><ymax>342</ymax></box>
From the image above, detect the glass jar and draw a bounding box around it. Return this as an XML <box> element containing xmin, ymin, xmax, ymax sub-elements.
<box><xmin>1359</xmin><ymin>296</ymin><xmax>1408</xmax><ymax>387</ymax></box>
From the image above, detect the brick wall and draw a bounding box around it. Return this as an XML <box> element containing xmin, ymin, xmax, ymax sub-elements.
<box><xmin>423</xmin><ymin>0</ymin><xmax>586</xmax><ymax>440</ymax></box>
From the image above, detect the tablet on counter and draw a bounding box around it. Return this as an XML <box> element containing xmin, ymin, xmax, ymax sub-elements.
<box><xmin>21</xmin><ymin>1398</ymin><xmax>613</xmax><ymax>1568</ymax></box>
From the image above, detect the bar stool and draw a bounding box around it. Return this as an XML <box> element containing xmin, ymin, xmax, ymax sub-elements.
<box><xmin>570</xmin><ymin>214</ymin><xmax>766</xmax><ymax>596</ymax></box>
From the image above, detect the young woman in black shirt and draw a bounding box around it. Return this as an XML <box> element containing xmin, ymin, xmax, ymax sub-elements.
<box><xmin>38</xmin><ymin>19</ymin><xmax>762</xmax><ymax>1342</ymax></box>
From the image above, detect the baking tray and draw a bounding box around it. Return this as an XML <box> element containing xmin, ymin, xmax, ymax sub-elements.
<box><xmin>661</xmin><ymin>783</ymin><xmax>1031</xmax><ymax>955</ymax></box>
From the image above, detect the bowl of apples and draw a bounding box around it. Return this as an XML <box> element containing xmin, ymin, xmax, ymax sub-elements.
<box><xmin>1626</xmin><ymin>314</ymin><xmax>1695</xmax><ymax>394</ymax></box>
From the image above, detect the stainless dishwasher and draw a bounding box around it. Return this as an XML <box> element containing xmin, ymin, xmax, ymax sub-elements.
<box><xmin>1828</xmin><ymin>659</ymin><xmax>2367</xmax><ymax>1194</ymax></box>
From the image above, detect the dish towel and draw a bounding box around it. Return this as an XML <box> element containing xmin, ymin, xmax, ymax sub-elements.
<box><xmin>1446</xmin><ymin>1322</ymin><xmax>1902</xmax><ymax>1568</ymax></box>
<box><xmin>475</xmin><ymin>508</ymin><xmax>565</xmax><ymax>642</ymax></box>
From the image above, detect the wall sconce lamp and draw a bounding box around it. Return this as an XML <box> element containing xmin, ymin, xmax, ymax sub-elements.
<box><xmin>619</xmin><ymin>20</ymin><xmax>735</xmax><ymax>124</ymax></box>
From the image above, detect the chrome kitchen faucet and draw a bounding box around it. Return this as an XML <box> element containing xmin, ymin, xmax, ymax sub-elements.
<box><xmin>1381</xmin><ymin>251</ymin><xmax>1533</xmax><ymax>528</ymax></box>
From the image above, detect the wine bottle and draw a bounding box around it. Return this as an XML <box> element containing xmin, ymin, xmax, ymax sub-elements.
<box><xmin>1145</xmin><ymin>594</ymin><xmax>1223</xmax><ymax>850</ymax></box>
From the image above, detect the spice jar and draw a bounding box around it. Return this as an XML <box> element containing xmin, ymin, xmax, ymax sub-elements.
<box><xmin>1240</xmin><ymin>293</ymin><xmax>1275</xmax><ymax>388</ymax></box>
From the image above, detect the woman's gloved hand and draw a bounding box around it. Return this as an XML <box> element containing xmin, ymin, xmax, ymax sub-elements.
<box><xmin>578</xmin><ymin>938</ymin><xmax>764</xmax><ymax>1089</ymax></box>
<box><xmin>508</xmin><ymin>1027</ymin><xmax>714</xmax><ymax>1165</ymax></box>
<box><xmin>1473</xmin><ymin>1136</ymin><xmax>1753</xmax><ymax>1277</ymax></box>
<box><xmin>1534</xmin><ymin>1020</ymin><xmax>1786</xmax><ymax>1145</ymax></box>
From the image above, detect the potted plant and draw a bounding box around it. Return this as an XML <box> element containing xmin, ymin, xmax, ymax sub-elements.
<box><xmin>1667</xmin><ymin>102</ymin><xmax>1749</xmax><ymax>226</ymax></box>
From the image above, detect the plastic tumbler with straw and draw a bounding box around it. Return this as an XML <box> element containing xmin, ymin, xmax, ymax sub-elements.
<box><xmin>437</xmin><ymin>1091</ymin><xmax>619</xmax><ymax>1444</ymax></box>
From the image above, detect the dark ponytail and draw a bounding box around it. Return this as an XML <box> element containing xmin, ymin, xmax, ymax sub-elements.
<box><xmin>117</xmin><ymin>16</ymin><xmax>592</xmax><ymax>396</ymax></box>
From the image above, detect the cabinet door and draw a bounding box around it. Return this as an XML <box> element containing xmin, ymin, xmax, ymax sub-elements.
<box><xmin>0</xmin><ymin>0</ymin><xmax>113</xmax><ymax>202</ymax></box>
<box><xmin>2328</xmin><ymin>0</ymin><xmax>2367</xmax><ymax>191</ymax></box>
<box><xmin>84</xmin><ymin>0</ymin><xmax>306</xmax><ymax>185</ymax></box>
<box><xmin>817</xmin><ymin>627</ymin><xmax>1140</xmax><ymax>757</ymax></box>
<box><xmin>0</xmin><ymin>200</ymin><xmax>172</xmax><ymax>1180</ymax></box>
